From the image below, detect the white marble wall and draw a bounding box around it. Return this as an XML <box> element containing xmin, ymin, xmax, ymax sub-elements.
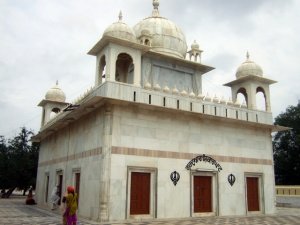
<box><xmin>108</xmin><ymin>105</ymin><xmax>275</xmax><ymax>220</ymax></box>
<box><xmin>36</xmin><ymin>108</ymin><xmax>105</xmax><ymax>220</ymax></box>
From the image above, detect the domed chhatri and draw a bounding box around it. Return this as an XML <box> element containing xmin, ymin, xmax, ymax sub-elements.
<box><xmin>45</xmin><ymin>81</ymin><xmax>66</xmax><ymax>102</ymax></box>
<box><xmin>191</xmin><ymin>40</ymin><xmax>200</xmax><ymax>50</ymax></box>
<box><xmin>103</xmin><ymin>11</ymin><xmax>136</xmax><ymax>42</ymax></box>
<box><xmin>133</xmin><ymin>0</ymin><xmax>187</xmax><ymax>59</ymax></box>
<box><xmin>236</xmin><ymin>52</ymin><xmax>263</xmax><ymax>79</ymax></box>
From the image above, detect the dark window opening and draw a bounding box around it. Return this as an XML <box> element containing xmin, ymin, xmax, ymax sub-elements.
<box><xmin>145</xmin><ymin>39</ymin><xmax>150</xmax><ymax>46</ymax></box>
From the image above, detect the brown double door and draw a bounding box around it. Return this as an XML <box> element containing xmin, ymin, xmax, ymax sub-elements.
<box><xmin>130</xmin><ymin>172</ymin><xmax>150</xmax><ymax>215</ymax></box>
<box><xmin>246</xmin><ymin>177</ymin><xmax>260</xmax><ymax>211</ymax></box>
<box><xmin>194</xmin><ymin>176</ymin><xmax>212</xmax><ymax>213</ymax></box>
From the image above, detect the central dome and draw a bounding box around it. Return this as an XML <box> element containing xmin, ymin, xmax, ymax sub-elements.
<box><xmin>133</xmin><ymin>1</ymin><xmax>187</xmax><ymax>59</ymax></box>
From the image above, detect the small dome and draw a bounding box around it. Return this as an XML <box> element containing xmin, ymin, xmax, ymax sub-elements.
<box><xmin>103</xmin><ymin>11</ymin><xmax>136</xmax><ymax>42</ymax></box>
<box><xmin>45</xmin><ymin>81</ymin><xmax>66</xmax><ymax>102</ymax></box>
<box><xmin>191</xmin><ymin>40</ymin><xmax>200</xmax><ymax>50</ymax></box>
<box><xmin>133</xmin><ymin>1</ymin><xmax>187</xmax><ymax>59</ymax></box>
<box><xmin>236</xmin><ymin>52</ymin><xmax>263</xmax><ymax>79</ymax></box>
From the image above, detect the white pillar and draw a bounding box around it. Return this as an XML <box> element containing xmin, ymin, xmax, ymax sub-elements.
<box><xmin>99</xmin><ymin>107</ymin><xmax>112</xmax><ymax>222</ymax></box>
<box><xmin>133</xmin><ymin>53</ymin><xmax>141</xmax><ymax>86</ymax></box>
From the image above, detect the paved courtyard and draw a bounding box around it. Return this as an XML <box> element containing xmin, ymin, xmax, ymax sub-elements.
<box><xmin>1</xmin><ymin>196</ymin><xmax>300</xmax><ymax>225</ymax></box>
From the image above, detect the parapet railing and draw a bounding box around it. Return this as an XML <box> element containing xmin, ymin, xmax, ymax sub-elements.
<box><xmin>276</xmin><ymin>186</ymin><xmax>300</xmax><ymax>196</ymax></box>
<box><xmin>94</xmin><ymin>81</ymin><xmax>274</xmax><ymax>125</ymax></box>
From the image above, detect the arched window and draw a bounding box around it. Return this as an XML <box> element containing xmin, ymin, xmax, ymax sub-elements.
<box><xmin>145</xmin><ymin>39</ymin><xmax>150</xmax><ymax>46</ymax></box>
<box><xmin>98</xmin><ymin>55</ymin><xmax>106</xmax><ymax>85</ymax></box>
<box><xmin>190</xmin><ymin>55</ymin><xmax>195</xmax><ymax>62</ymax></box>
<box><xmin>236</xmin><ymin>87</ymin><xmax>248</xmax><ymax>106</ymax></box>
<box><xmin>256</xmin><ymin>87</ymin><xmax>266</xmax><ymax>111</ymax></box>
<box><xmin>115</xmin><ymin>53</ymin><xmax>134</xmax><ymax>84</ymax></box>
<box><xmin>49</xmin><ymin>107</ymin><xmax>60</xmax><ymax>119</ymax></box>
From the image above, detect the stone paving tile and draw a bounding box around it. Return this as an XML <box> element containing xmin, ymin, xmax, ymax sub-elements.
<box><xmin>1</xmin><ymin>197</ymin><xmax>300</xmax><ymax>225</ymax></box>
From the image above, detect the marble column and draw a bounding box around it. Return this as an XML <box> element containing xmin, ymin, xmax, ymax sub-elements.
<box><xmin>99</xmin><ymin>106</ymin><xmax>112</xmax><ymax>222</ymax></box>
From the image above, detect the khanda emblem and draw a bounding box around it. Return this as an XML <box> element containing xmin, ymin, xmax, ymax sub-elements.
<box><xmin>170</xmin><ymin>171</ymin><xmax>180</xmax><ymax>186</ymax></box>
<box><xmin>228</xmin><ymin>173</ymin><xmax>236</xmax><ymax>186</ymax></box>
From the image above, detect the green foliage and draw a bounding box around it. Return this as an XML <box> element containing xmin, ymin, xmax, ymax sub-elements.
<box><xmin>0</xmin><ymin>136</ymin><xmax>10</xmax><ymax>189</ymax></box>
<box><xmin>0</xmin><ymin>127</ymin><xmax>39</xmax><ymax>196</ymax></box>
<box><xmin>273</xmin><ymin>101</ymin><xmax>300</xmax><ymax>185</ymax></box>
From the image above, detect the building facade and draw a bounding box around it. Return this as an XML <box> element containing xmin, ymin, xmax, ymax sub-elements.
<box><xmin>33</xmin><ymin>1</ymin><xmax>284</xmax><ymax>222</ymax></box>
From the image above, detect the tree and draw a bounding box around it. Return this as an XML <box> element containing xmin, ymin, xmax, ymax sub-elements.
<box><xmin>273</xmin><ymin>101</ymin><xmax>300</xmax><ymax>185</ymax></box>
<box><xmin>0</xmin><ymin>136</ymin><xmax>9</xmax><ymax>193</ymax></box>
<box><xmin>0</xmin><ymin>127</ymin><xmax>39</xmax><ymax>198</ymax></box>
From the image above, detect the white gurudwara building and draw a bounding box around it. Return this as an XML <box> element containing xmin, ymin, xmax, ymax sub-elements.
<box><xmin>33</xmin><ymin>0</ymin><xmax>285</xmax><ymax>222</ymax></box>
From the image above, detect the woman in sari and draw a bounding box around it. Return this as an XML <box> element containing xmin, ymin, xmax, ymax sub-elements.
<box><xmin>63</xmin><ymin>186</ymin><xmax>78</xmax><ymax>225</ymax></box>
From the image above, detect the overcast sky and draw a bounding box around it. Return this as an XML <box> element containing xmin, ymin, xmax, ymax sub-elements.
<box><xmin>1</xmin><ymin>0</ymin><xmax>299</xmax><ymax>138</ymax></box>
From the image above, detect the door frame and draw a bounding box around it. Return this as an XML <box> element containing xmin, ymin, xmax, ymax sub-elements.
<box><xmin>190</xmin><ymin>170</ymin><xmax>219</xmax><ymax>217</ymax></box>
<box><xmin>126</xmin><ymin>166</ymin><xmax>157</xmax><ymax>220</ymax></box>
<box><xmin>244</xmin><ymin>172</ymin><xmax>264</xmax><ymax>215</ymax></box>
<box><xmin>56</xmin><ymin>169</ymin><xmax>64</xmax><ymax>206</ymax></box>
<box><xmin>44</xmin><ymin>172</ymin><xmax>50</xmax><ymax>203</ymax></box>
<box><xmin>72</xmin><ymin>168</ymin><xmax>81</xmax><ymax>211</ymax></box>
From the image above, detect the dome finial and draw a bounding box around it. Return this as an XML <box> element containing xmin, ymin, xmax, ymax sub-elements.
<box><xmin>152</xmin><ymin>0</ymin><xmax>160</xmax><ymax>17</ymax></box>
<box><xmin>118</xmin><ymin>11</ymin><xmax>123</xmax><ymax>22</ymax></box>
<box><xmin>246</xmin><ymin>51</ymin><xmax>250</xmax><ymax>60</ymax></box>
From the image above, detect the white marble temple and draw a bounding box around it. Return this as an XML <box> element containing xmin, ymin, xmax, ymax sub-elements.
<box><xmin>33</xmin><ymin>0</ymin><xmax>283</xmax><ymax>223</ymax></box>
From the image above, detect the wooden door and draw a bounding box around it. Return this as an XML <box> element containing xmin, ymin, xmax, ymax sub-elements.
<box><xmin>194</xmin><ymin>176</ymin><xmax>212</xmax><ymax>213</ymax></box>
<box><xmin>130</xmin><ymin>172</ymin><xmax>150</xmax><ymax>215</ymax></box>
<box><xmin>45</xmin><ymin>175</ymin><xmax>49</xmax><ymax>202</ymax></box>
<box><xmin>57</xmin><ymin>174</ymin><xmax>63</xmax><ymax>205</ymax></box>
<box><xmin>75</xmin><ymin>173</ymin><xmax>80</xmax><ymax>205</ymax></box>
<box><xmin>246</xmin><ymin>177</ymin><xmax>260</xmax><ymax>211</ymax></box>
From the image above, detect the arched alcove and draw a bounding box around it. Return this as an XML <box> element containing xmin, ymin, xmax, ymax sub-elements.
<box><xmin>190</xmin><ymin>55</ymin><xmax>195</xmax><ymax>62</ymax></box>
<box><xmin>256</xmin><ymin>87</ymin><xmax>266</xmax><ymax>111</ymax></box>
<box><xmin>145</xmin><ymin>39</ymin><xmax>150</xmax><ymax>46</ymax></box>
<box><xmin>115</xmin><ymin>53</ymin><xmax>134</xmax><ymax>84</ymax></box>
<box><xmin>236</xmin><ymin>87</ymin><xmax>248</xmax><ymax>106</ymax></box>
<box><xmin>49</xmin><ymin>107</ymin><xmax>60</xmax><ymax>119</ymax></box>
<box><xmin>98</xmin><ymin>55</ymin><xmax>106</xmax><ymax>85</ymax></box>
